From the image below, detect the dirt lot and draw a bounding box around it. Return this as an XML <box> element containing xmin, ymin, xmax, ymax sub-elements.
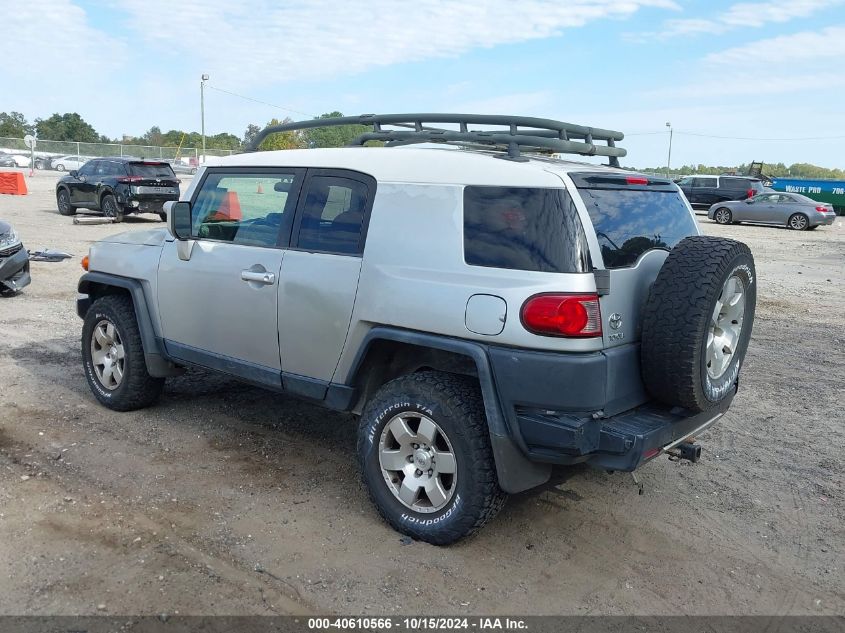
<box><xmin>0</xmin><ymin>170</ymin><xmax>842</xmax><ymax>616</ymax></box>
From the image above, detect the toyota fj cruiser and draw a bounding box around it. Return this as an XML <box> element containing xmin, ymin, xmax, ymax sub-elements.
<box><xmin>76</xmin><ymin>114</ymin><xmax>756</xmax><ymax>544</ymax></box>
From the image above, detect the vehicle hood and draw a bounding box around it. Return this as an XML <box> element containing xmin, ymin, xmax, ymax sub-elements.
<box><xmin>99</xmin><ymin>227</ymin><xmax>169</xmax><ymax>247</ymax></box>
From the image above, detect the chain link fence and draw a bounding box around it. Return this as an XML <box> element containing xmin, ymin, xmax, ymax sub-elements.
<box><xmin>0</xmin><ymin>136</ymin><xmax>237</xmax><ymax>166</ymax></box>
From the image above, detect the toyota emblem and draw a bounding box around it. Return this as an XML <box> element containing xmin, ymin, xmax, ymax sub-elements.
<box><xmin>609</xmin><ymin>313</ymin><xmax>623</xmax><ymax>330</ymax></box>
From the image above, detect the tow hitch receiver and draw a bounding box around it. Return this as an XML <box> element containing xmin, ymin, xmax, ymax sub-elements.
<box><xmin>667</xmin><ymin>442</ymin><xmax>702</xmax><ymax>463</ymax></box>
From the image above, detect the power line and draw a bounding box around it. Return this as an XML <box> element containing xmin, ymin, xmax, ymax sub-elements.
<box><xmin>207</xmin><ymin>85</ymin><xmax>313</xmax><ymax>118</ymax></box>
<box><xmin>626</xmin><ymin>129</ymin><xmax>845</xmax><ymax>141</ymax></box>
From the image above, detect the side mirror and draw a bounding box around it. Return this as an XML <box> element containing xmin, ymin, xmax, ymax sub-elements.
<box><xmin>745</xmin><ymin>199</ymin><xmax>754</xmax><ymax>204</ymax></box>
<box><xmin>69</xmin><ymin>170</ymin><xmax>78</xmax><ymax>178</ymax></box>
<box><xmin>165</xmin><ymin>201</ymin><xmax>192</xmax><ymax>240</ymax></box>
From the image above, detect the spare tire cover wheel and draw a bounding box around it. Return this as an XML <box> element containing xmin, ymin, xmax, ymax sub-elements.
<box><xmin>640</xmin><ymin>236</ymin><xmax>756</xmax><ymax>413</ymax></box>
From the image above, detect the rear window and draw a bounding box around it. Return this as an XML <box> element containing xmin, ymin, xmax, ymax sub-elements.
<box><xmin>463</xmin><ymin>186</ymin><xmax>590</xmax><ymax>273</ymax></box>
<box><xmin>577</xmin><ymin>186</ymin><xmax>697</xmax><ymax>269</ymax></box>
<box><xmin>128</xmin><ymin>162</ymin><xmax>175</xmax><ymax>178</ymax></box>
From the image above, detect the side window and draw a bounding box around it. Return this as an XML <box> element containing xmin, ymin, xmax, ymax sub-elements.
<box><xmin>692</xmin><ymin>177</ymin><xmax>716</xmax><ymax>188</ymax></box>
<box><xmin>78</xmin><ymin>161</ymin><xmax>97</xmax><ymax>177</ymax></box>
<box><xmin>190</xmin><ymin>170</ymin><xmax>302</xmax><ymax>247</ymax></box>
<box><xmin>294</xmin><ymin>175</ymin><xmax>372</xmax><ymax>255</ymax></box>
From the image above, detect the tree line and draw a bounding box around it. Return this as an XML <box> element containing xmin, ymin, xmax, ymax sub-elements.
<box><xmin>1</xmin><ymin>110</ymin><xmax>842</xmax><ymax>179</ymax></box>
<box><xmin>0</xmin><ymin>110</ymin><xmax>372</xmax><ymax>151</ymax></box>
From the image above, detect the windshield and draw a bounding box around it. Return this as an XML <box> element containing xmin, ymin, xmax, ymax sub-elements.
<box><xmin>578</xmin><ymin>188</ymin><xmax>697</xmax><ymax>269</ymax></box>
<box><xmin>128</xmin><ymin>162</ymin><xmax>175</xmax><ymax>178</ymax></box>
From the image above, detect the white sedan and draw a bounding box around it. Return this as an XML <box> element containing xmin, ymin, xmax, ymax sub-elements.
<box><xmin>52</xmin><ymin>155</ymin><xmax>89</xmax><ymax>171</ymax></box>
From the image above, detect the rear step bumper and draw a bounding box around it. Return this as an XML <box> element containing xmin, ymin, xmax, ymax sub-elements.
<box><xmin>513</xmin><ymin>388</ymin><xmax>735</xmax><ymax>472</ymax></box>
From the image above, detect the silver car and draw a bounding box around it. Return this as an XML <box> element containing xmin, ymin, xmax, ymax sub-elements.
<box><xmin>708</xmin><ymin>192</ymin><xmax>837</xmax><ymax>230</ymax></box>
<box><xmin>75</xmin><ymin>114</ymin><xmax>758</xmax><ymax>544</ymax></box>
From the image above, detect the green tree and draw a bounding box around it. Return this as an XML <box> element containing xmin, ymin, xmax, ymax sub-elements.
<box><xmin>302</xmin><ymin>111</ymin><xmax>370</xmax><ymax>148</ymax></box>
<box><xmin>0</xmin><ymin>111</ymin><xmax>32</xmax><ymax>138</ymax></box>
<box><xmin>258</xmin><ymin>117</ymin><xmax>307</xmax><ymax>150</ymax></box>
<box><xmin>142</xmin><ymin>126</ymin><xmax>163</xmax><ymax>146</ymax></box>
<box><xmin>243</xmin><ymin>123</ymin><xmax>262</xmax><ymax>147</ymax></box>
<box><xmin>34</xmin><ymin>112</ymin><xmax>99</xmax><ymax>142</ymax></box>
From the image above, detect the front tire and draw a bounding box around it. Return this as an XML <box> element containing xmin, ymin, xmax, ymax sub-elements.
<box><xmin>82</xmin><ymin>295</ymin><xmax>164</xmax><ymax>411</ymax></box>
<box><xmin>57</xmin><ymin>189</ymin><xmax>76</xmax><ymax>216</ymax></box>
<box><xmin>788</xmin><ymin>213</ymin><xmax>809</xmax><ymax>230</ymax></box>
<box><xmin>101</xmin><ymin>193</ymin><xmax>124</xmax><ymax>222</ymax></box>
<box><xmin>358</xmin><ymin>371</ymin><xmax>506</xmax><ymax>545</ymax></box>
<box><xmin>714</xmin><ymin>207</ymin><xmax>732</xmax><ymax>225</ymax></box>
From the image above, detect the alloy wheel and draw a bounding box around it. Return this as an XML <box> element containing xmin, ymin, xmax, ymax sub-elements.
<box><xmin>706</xmin><ymin>274</ymin><xmax>746</xmax><ymax>379</ymax></box>
<box><xmin>90</xmin><ymin>320</ymin><xmax>125</xmax><ymax>390</ymax></box>
<box><xmin>378</xmin><ymin>412</ymin><xmax>457</xmax><ymax>513</ymax></box>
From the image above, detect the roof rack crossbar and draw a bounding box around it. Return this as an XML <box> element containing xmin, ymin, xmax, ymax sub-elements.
<box><xmin>247</xmin><ymin>113</ymin><xmax>626</xmax><ymax>162</ymax></box>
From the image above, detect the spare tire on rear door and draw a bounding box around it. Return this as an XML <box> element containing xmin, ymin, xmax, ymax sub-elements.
<box><xmin>641</xmin><ymin>236</ymin><xmax>756</xmax><ymax>413</ymax></box>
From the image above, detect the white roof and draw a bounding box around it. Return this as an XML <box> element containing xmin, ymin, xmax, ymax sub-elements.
<box><xmin>208</xmin><ymin>147</ymin><xmax>625</xmax><ymax>188</ymax></box>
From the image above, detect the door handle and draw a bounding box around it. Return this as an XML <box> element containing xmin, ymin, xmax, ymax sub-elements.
<box><xmin>241</xmin><ymin>270</ymin><xmax>276</xmax><ymax>285</ymax></box>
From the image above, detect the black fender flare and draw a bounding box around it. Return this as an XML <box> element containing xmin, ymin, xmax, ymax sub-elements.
<box><xmin>77</xmin><ymin>272</ymin><xmax>181</xmax><ymax>377</ymax></box>
<box><xmin>346</xmin><ymin>327</ymin><xmax>551</xmax><ymax>493</ymax></box>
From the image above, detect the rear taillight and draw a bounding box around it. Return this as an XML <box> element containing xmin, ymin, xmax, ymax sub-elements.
<box><xmin>626</xmin><ymin>176</ymin><xmax>649</xmax><ymax>185</ymax></box>
<box><xmin>117</xmin><ymin>176</ymin><xmax>144</xmax><ymax>184</ymax></box>
<box><xmin>816</xmin><ymin>206</ymin><xmax>830</xmax><ymax>212</ymax></box>
<box><xmin>746</xmin><ymin>189</ymin><xmax>755</xmax><ymax>198</ymax></box>
<box><xmin>520</xmin><ymin>293</ymin><xmax>602</xmax><ymax>338</ymax></box>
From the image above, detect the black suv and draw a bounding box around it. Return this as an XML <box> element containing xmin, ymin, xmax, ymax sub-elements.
<box><xmin>676</xmin><ymin>175</ymin><xmax>764</xmax><ymax>210</ymax></box>
<box><xmin>56</xmin><ymin>157</ymin><xmax>180</xmax><ymax>222</ymax></box>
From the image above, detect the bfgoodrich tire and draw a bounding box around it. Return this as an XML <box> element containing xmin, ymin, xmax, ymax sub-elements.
<box><xmin>641</xmin><ymin>236</ymin><xmax>756</xmax><ymax>413</ymax></box>
<box><xmin>358</xmin><ymin>371</ymin><xmax>506</xmax><ymax>545</ymax></box>
<box><xmin>81</xmin><ymin>295</ymin><xmax>164</xmax><ymax>411</ymax></box>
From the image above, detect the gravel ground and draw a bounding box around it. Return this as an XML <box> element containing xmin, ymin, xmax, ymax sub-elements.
<box><xmin>0</xmin><ymin>170</ymin><xmax>843</xmax><ymax>616</ymax></box>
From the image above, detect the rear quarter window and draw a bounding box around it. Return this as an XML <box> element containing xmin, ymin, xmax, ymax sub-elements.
<box><xmin>577</xmin><ymin>187</ymin><xmax>697</xmax><ymax>269</ymax></box>
<box><xmin>463</xmin><ymin>186</ymin><xmax>590</xmax><ymax>273</ymax></box>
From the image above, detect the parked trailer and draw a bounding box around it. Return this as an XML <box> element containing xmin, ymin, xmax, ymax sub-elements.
<box><xmin>769</xmin><ymin>178</ymin><xmax>845</xmax><ymax>215</ymax></box>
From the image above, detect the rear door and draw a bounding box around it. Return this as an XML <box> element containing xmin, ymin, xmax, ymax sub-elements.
<box><xmin>276</xmin><ymin>169</ymin><xmax>375</xmax><ymax>395</ymax></box>
<box><xmin>569</xmin><ymin>173</ymin><xmax>699</xmax><ymax>349</ymax></box>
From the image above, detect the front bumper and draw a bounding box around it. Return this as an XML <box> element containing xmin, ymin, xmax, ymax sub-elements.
<box><xmin>488</xmin><ymin>344</ymin><xmax>737</xmax><ymax>472</ymax></box>
<box><xmin>0</xmin><ymin>244</ymin><xmax>31</xmax><ymax>292</ymax></box>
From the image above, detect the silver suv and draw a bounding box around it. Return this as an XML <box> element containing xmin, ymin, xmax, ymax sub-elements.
<box><xmin>77</xmin><ymin>114</ymin><xmax>756</xmax><ymax>544</ymax></box>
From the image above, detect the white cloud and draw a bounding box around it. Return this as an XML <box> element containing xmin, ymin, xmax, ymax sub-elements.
<box><xmin>705</xmin><ymin>25</ymin><xmax>845</xmax><ymax>64</ymax></box>
<box><xmin>114</xmin><ymin>0</ymin><xmax>679</xmax><ymax>85</ymax></box>
<box><xmin>629</xmin><ymin>0</ymin><xmax>843</xmax><ymax>40</ymax></box>
<box><xmin>0</xmin><ymin>0</ymin><xmax>126</xmax><ymax>80</ymax></box>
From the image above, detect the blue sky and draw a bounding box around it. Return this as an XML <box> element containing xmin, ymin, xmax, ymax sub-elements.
<box><xmin>3</xmin><ymin>0</ymin><xmax>844</xmax><ymax>168</ymax></box>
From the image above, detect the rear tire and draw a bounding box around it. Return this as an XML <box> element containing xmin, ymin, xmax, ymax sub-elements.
<box><xmin>358</xmin><ymin>371</ymin><xmax>506</xmax><ymax>545</ymax></box>
<box><xmin>714</xmin><ymin>207</ymin><xmax>732</xmax><ymax>225</ymax></box>
<box><xmin>81</xmin><ymin>295</ymin><xmax>164</xmax><ymax>411</ymax></box>
<box><xmin>57</xmin><ymin>189</ymin><xmax>76</xmax><ymax>216</ymax></box>
<box><xmin>56</xmin><ymin>164</ymin><xmax>65</xmax><ymax>172</ymax></box>
<box><xmin>788</xmin><ymin>213</ymin><xmax>809</xmax><ymax>230</ymax></box>
<box><xmin>101</xmin><ymin>193</ymin><xmax>124</xmax><ymax>223</ymax></box>
<box><xmin>641</xmin><ymin>236</ymin><xmax>756</xmax><ymax>413</ymax></box>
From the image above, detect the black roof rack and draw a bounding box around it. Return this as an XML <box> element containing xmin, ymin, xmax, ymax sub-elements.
<box><xmin>247</xmin><ymin>113</ymin><xmax>626</xmax><ymax>166</ymax></box>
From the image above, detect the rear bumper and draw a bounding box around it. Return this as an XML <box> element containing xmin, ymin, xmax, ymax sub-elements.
<box><xmin>0</xmin><ymin>245</ymin><xmax>31</xmax><ymax>292</ymax></box>
<box><xmin>514</xmin><ymin>392</ymin><xmax>734</xmax><ymax>471</ymax></box>
<box><xmin>115</xmin><ymin>186</ymin><xmax>178</xmax><ymax>213</ymax></box>
<box><xmin>488</xmin><ymin>344</ymin><xmax>736</xmax><ymax>472</ymax></box>
<box><xmin>812</xmin><ymin>213</ymin><xmax>836</xmax><ymax>226</ymax></box>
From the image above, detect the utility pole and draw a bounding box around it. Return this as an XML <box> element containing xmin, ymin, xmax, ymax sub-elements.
<box><xmin>201</xmin><ymin>74</ymin><xmax>209</xmax><ymax>164</ymax></box>
<box><xmin>665</xmin><ymin>121</ymin><xmax>673</xmax><ymax>178</ymax></box>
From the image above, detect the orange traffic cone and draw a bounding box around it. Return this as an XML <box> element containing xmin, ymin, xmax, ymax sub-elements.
<box><xmin>256</xmin><ymin>182</ymin><xmax>264</xmax><ymax>194</ymax></box>
<box><xmin>208</xmin><ymin>191</ymin><xmax>243</xmax><ymax>221</ymax></box>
